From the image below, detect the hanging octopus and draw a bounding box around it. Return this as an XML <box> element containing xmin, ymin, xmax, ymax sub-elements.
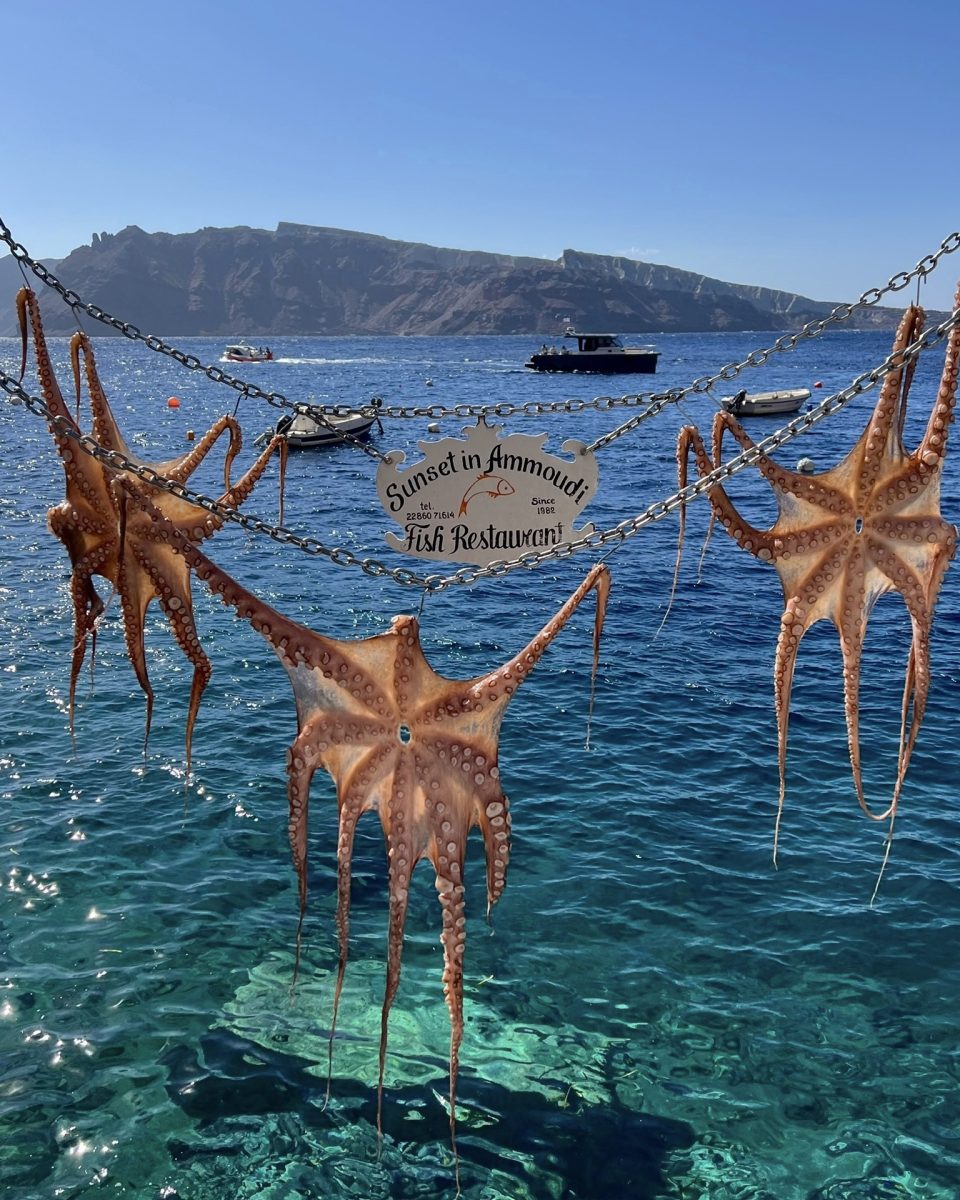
<box><xmin>114</xmin><ymin>472</ymin><xmax>609</xmax><ymax>1183</ymax></box>
<box><xmin>675</xmin><ymin>289</ymin><xmax>959</xmax><ymax>891</ymax></box>
<box><xmin>18</xmin><ymin>287</ymin><xmax>287</xmax><ymax>768</ymax></box>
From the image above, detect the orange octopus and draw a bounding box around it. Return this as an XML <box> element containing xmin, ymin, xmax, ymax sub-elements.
<box><xmin>676</xmin><ymin>289</ymin><xmax>959</xmax><ymax>891</ymax></box>
<box><xmin>19</xmin><ymin>287</ymin><xmax>287</xmax><ymax>768</ymax></box>
<box><xmin>115</xmin><ymin>473</ymin><xmax>608</xmax><ymax>1182</ymax></box>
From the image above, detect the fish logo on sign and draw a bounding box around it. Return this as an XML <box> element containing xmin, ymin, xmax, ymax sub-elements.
<box><xmin>376</xmin><ymin>418</ymin><xmax>599</xmax><ymax>566</ymax></box>
<box><xmin>458</xmin><ymin>473</ymin><xmax>516</xmax><ymax>515</ymax></box>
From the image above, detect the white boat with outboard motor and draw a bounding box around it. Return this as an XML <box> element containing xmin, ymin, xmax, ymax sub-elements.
<box><xmin>720</xmin><ymin>387</ymin><xmax>811</xmax><ymax>417</ymax></box>
<box><xmin>257</xmin><ymin>399</ymin><xmax>384</xmax><ymax>449</ymax></box>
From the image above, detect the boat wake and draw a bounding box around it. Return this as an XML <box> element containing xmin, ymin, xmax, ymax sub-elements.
<box><xmin>274</xmin><ymin>356</ymin><xmax>395</xmax><ymax>366</ymax></box>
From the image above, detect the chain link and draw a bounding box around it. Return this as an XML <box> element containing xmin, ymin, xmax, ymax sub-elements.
<box><xmin>0</xmin><ymin>218</ymin><xmax>390</xmax><ymax>463</ymax></box>
<box><xmin>369</xmin><ymin>393</ymin><xmax>664</xmax><ymax>421</ymax></box>
<box><xmin>5</xmin><ymin>305</ymin><xmax>957</xmax><ymax>593</ymax></box>
<box><xmin>3</xmin><ymin>217</ymin><xmax>958</xmax><ymax>440</ymax></box>
<box><xmin>411</xmin><ymin>306</ymin><xmax>960</xmax><ymax>589</ymax></box>
<box><xmin>587</xmin><ymin>230</ymin><xmax>960</xmax><ymax>453</ymax></box>
<box><xmin>1</xmin><ymin>371</ymin><xmax>437</xmax><ymax>588</ymax></box>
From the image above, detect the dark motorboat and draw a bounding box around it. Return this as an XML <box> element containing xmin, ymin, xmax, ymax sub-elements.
<box><xmin>525</xmin><ymin>329</ymin><xmax>660</xmax><ymax>374</ymax></box>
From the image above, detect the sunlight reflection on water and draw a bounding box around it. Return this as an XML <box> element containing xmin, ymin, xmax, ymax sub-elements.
<box><xmin>1</xmin><ymin>327</ymin><xmax>959</xmax><ymax>1198</ymax></box>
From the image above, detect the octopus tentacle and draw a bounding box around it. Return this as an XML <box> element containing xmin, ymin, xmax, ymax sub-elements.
<box><xmin>832</xmin><ymin>542</ymin><xmax>886</xmax><ymax>823</ymax></box>
<box><xmin>488</xmin><ymin>560</ymin><xmax>610</xmax><ymax>707</ymax></box>
<box><xmin>140</xmin><ymin>432</ymin><xmax>288</xmax><ymax>550</ymax></box>
<box><xmin>665</xmin><ymin>423</ymin><xmax>779</xmax><ymax>630</ymax></box>
<box><xmin>864</xmin><ymin>527</ymin><xmax>951</xmax><ymax>804</ymax></box>
<box><xmin>70</xmin><ymin>334</ymin><xmax>133</xmax><ymax>472</ymax></box>
<box><xmin>74</xmin><ymin>331</ymin><xmax>282</xmax><ymax>542</ymax></box>
<box><xmin>65</xmin><ymin>553</ymin><xmax>107</xmax><ymax>732</ymax></box>
<box><xmin>771</xmin><ymin>598</ymin><xmax>806</xmax><ymax>864</ymax></box>
<box><xmin>285</xmin><ymin>723</ymin><xmax>323</xmax><ymax>974</ymax></box>
<box><xmin>116</xmin><ymin>553</ymin><xmax>157</xmax><ymax>750</ymax></box>
<box><xmin>768</xmin><ymin>535</ymin><xmax>859</xmax><ymax>854</ymax></box>
<box><xmin>909</xmin><ymin>294</ymin><xmax>960</xmax><ymax>485</ymax></box>
<box><xmin>18</xmin><ymin>289</ymin><xmax>76</xmax><ymax>429</ymax></box>
<box><xmin>72</xmin><ymin>333</ymin><xmax>244</xmax><ymax>490</ymax></box>
<box><xmin>869</xmin><ymin>456</ymin><xmax>946</xmax><ymax>516</ymax></box>
<box><xmin>291</xmin><ymin>716</ymin><xmax>389</xmax><ymax>942</ymax></box>
<box><xmin>678</xmin><ymin>423</ymin><xmax>779</xmax><ymax>558</ymax></box>
<box><xmin>715</xmin><ymin>410</ymin><xmax>853</xmax><ymax>512</ymax></box>
<box><xmin>416</xmin><ymin>730</ymin><xmax>510</xmax><ymax>914</ymax></box>
<box><xmin>662</xmin><ymin>425</ymin><xmax>699</xmax><ymax>627</ymax></box>
<box><xmin>325</xmin><ymin>805</ymin><xmax>357</xmax><ymax>1101</ymax></box>
<box><xmin>869</xmin><ymin>642</ymin><xmax>921</xmax><ymax>903</ymax></box>
<box><xmin>375</xmin><ymin>748</ymin><xmax>419</xmax><ymax>1138</ymax></box>
<box><xmin>322</xmin><ymin>740</ymin><xmax>393</xmax><ymax>1107</ymax></box>
<box><xmin>164</xmin><ymin>415</ymin><xmax>243</xmax><ymax>491</ymax></box>
<box><xmin>132</xmin><ymin>504</ymin><xmax>349</xmax><ymax>682</ymax></box>
<box><xmin>434</xmin><ymin>848</ymin><xmax>467</xmax><ymax>1193</ymax></box>
<box><xmin>22</xmin><ymin>293</ymin><xmax>114</xmax><ymax>534</ymax></box>
<box><xmin>156</xmin><ymin>578</ymin><xmax>212</xmax><ymax>775</ymax></box>
<box><xmin>45</xmin><ymin>513</ymin><xmax>114</xmax><ymax>731</ymax></box>
<box><xmin>475</xmin><ymin>786</ymin><xmax>511</xmax><ymax>915</ymax></box>
<box><xmin>894</xmin><ymin>633</ymin><xmax>926</xmax><ymax>795</ymax></box>
<box><xmin>893</xmin><ymin>320</ymin><xmax>924</xmax><ymax>446</ymax></box>
<box><xmin>855</xmin><ymin>304</ymin><xmax>924</xmax><ymax>505</ymax></box>
<box><xmin>214</xmin><ymin>433</ymin><xmax>288</xmax><ymax>528</ymax></box>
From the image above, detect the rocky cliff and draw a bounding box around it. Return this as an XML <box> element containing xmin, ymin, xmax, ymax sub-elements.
<box><xmin>0</xmin><ymin>222</ymin><xmax>910</xmax><ymax>337</ymax></box>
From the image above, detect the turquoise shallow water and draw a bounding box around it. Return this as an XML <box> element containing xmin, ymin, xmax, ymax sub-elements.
<box><xmin>1</xmin><ymin>320</ymin><xmax>959</xmax><ymax>1199</ymax></box>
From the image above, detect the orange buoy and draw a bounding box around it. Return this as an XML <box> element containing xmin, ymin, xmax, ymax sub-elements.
<box><xmin>167</xmin><ymin>396</ymin><xmax>181</xmax><ymax>409</ymax></box>
<box><xmin>814</xmin><ymin>381</ymin><xmax>823</xmax><ymax>389</ymax></box>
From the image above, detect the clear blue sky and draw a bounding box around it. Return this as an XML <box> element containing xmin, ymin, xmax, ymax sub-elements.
<box><xmin>5</xmin><ymin>0</ymin><xmax>959</xmax><ymax>310</ymax></box>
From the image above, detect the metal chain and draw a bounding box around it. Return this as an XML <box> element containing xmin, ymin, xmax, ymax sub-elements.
<box><xmin>375</xmin><ymin>232</ymin><xmax>960</xmax><ymax>428</ymax></box>
<box><xmin>1</xmin><ymin>371</ymin><xmax>430</xmax><ymax>589</ymax></box>
<box><xmin>0</xmin><ymin>217</ymin><xmax>390</xmax><ymax>463</ymax></box>
<box><xmin>373</xmin><ymin>393</ymin><xmax>681</xmax><ymax>421</ymax></box>
<box><xmin>585</xmin><ymin>231</ymin><xmax>960</xmax><ymax>453</ymax></box>
<box><xmin>4</xmin><ymin>306</ymin><xmax>957</xmax><ymax>593</ymax></box>
<box><xmin>3</xmin><ymin>216</ymin><xmax>958</xmax><ymax>440</ymax></box>
<box><xmin>423</xmin><ymin>305</ymin><xmax>960</xmax><ymax>589</ymax></box>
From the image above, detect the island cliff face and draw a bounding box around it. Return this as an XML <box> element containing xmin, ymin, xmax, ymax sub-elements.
<box><xmin>0</xmin><ymin>221</ymin><xmax>908</xmax><ymax>336</ymax></box>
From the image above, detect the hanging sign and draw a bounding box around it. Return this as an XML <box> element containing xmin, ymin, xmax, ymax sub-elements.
<box><xmin>376</xmin><ymin>419</ymin><xmax>598</xmax><ymax>566</ymax></box>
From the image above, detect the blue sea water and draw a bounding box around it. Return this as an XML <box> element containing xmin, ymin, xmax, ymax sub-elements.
<box><xmin>1</xmin><ymin>323</ymin><xmax>959</xmax><ymax>1200</ymax></box>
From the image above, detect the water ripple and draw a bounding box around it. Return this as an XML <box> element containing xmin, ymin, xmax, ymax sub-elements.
<box><xmin>1</xmin><ymin>330</ymin><xmax>959</xmax><ymax>1197</ymax></box>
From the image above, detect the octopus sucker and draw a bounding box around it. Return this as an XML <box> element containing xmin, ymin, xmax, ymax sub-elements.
<box><xmin>676</xmin><ymin>287</ymin><xmax>960</xmax><ymax>893</ymax></box>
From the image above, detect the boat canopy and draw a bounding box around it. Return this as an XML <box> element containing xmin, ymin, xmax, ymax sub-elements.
<box><xmin>563</xmin><ymin>331</ymin><xmax>624</xmax><ymax>351</ymax></box>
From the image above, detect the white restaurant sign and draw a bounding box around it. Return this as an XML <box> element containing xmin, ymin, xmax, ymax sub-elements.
<box><xmin>376</xmin><ymin>419</ymin><xmax>599</xmax><ymax>566</ymax></box>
